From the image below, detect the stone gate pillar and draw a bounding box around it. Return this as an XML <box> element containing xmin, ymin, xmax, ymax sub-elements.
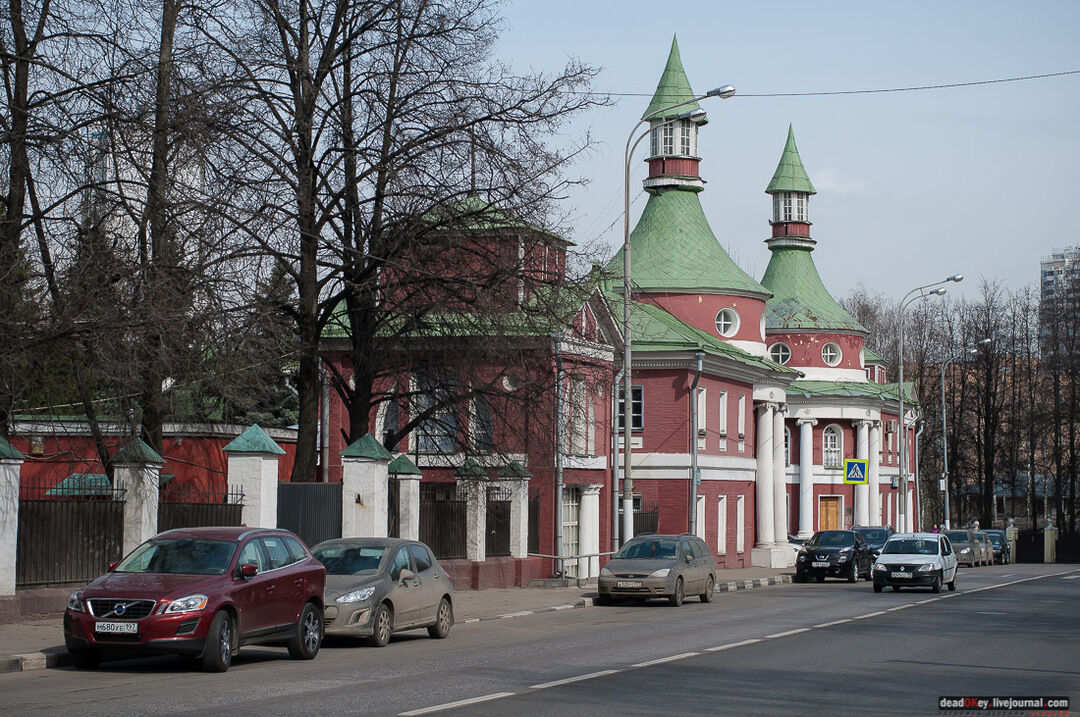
<box><xmin>340</xmin><ymin>434</ymin><xmax>392</xmax><ymax>538</ymax></box>
<box><xmin>389</xmin><ymin>454</ymin><xmax>423</xmax><ymax>541</ymax></box>
<box><xmin>114</xmin><ymin>438</ymin><xmax>164</xmax><ymax>555</ymax></box>
<box><xmin>0</xmin><ymin>437</ymin><xmax>25</xmax><ymax>596</ymax></box>
<box><xmin>456</xmin><ymin>458</ymin><xmax>487</xmax><ymax>563</ymax></box>
<box><xmin>224</xmin><ymin>424</ymin><xmax>285</xmax><ymax>529</ymax></box>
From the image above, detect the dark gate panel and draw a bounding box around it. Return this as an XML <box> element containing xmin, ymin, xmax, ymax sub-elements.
<box><xmin>486</xmin><ymin>485</ymin><xmax>512</xmax><ymax>557</ymax></box>
<box><xmin>420</xmin><ymin>483</ymin><xmax>466</xmax><ymax>559</ymax></box>
<box><xmin>634</xmin><ymin>499</ymin><xmax>660</xmax><ymax>535</ymax></box>
<box><xmin>1014</xmin><ymin>530</ymin><xmax>1044</xmax><ymax>563</ymax></box>
<box><xmin>158</xmin><ymin>487</ymin><xmax>244</xmax><ymax>532</ymax></box>
<box><xmin>277</xmin><ymin>482</ymin><xmax>343</xmax><ymax>548</ymax></box>
<box><xmin>387</xmin><ymin>478</ymin><xmax>400</xmax><ymax>538</ymax></box>
<box><xmin>528</xmin><ymin>496</ymin><xmax>540</xmax><ymax>555</ymax></box>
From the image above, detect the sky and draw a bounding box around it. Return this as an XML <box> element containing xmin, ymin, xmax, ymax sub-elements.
<box><xmin>494</xmin><ymin>0</ymin><xmax>1080</xmax><ymax>301</ymax></box>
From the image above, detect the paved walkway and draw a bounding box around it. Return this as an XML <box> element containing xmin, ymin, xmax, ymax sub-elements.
<box><xmin>0</xmin><ymin>566</ymin><xmax>792</xmax><ymax>673</ymax></box>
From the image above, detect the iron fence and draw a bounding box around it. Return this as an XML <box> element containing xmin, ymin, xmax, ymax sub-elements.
<box><xmin>277</xmin><ymin>482</ymin><xmax>343</xmax><ymax>548</ymax></box>
<box><xmin>158</xmin><ymin>486</ymin><xmax>244</xmax><ymax>532</ymax></box>
<box><xmin>420</xmin><ymin>483</ymin><xmax>467</xmax><ymax>559</ymax></box>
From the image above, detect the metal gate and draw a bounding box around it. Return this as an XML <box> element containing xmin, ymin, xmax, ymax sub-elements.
<box><xmin>277</xmin><ymin>482</ymin><xmax>343</xmax><ymax>548</ymax></box>
<box><xmin>158</xmin><ymin>486</ymin><xmax>244</xmax><ymax>532</ymax></box>
<box><xmin>16</xmin><ymin>475</ymin><xmax>125</xmax><ymax>587</ymax></box>
<box><xmin>486</xmin><ymin>484</ymin><xmax>512</xmax><ymax>557</ymax></box>
<box><xmin>528</xmin><ymin>495</ymin><xmax>540</xmax><ymax>554</ymax></box>
<box><xmin>387</xmin><ymin>478</ymin><xmax>400</xmax><ymax>538</ymax></box>
<box><xmin>420</xmin><ymin>483</ymin><xmax>466</xmax><ymax>559</ymax></box>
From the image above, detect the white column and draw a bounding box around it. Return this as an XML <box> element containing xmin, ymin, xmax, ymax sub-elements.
<box><xmin>797</xmin><ymin>418</ymin><xmax>817</xmax><ymax>538</ymax></box>
<box><xmin>462</xmin><ymin>478</ymin><xmax>487</xmax><ymax>562</ymax></box>
<box><xmin>0</xmin><ymin>451</ymin><xmax>24</xmax><ymax>596</ymax></box>
<box><xmin>230</xmin><ymin>453</ymin><xmax>279</xmax><ymax>529</ymax></box>
<box><xmin>906</xmin><ymin>489</ymin><xmax>914</xmax><ymax>532</ymax></box>
<box><xmin>754</xmin><ymin>403</ymin><xmax>775</xmax><ymax>547</ymax></box>
<box><xmin>505</xmin><ymin>478</ymin><xmax>530</xmax><ymax>559</ymax></box>
<box><xmin>578</xmin><ymin>484</ymin><xmax>603</xmax><ymax>578</ymax></box>
<box><xmin>397</xmin><ymin>475</ymin><xmax>421</xmax><ymax>541</ymax></box>
<box><xmin>854</xmin><ymin>420</ymin><xmax>870</xmax><ymax>527</ymax></box>
<box><xmin>772</xmin><ymin>406</ymin><xmax>788</xmax><ymax>545</ymax></box>
<box><xmin>869</xmin><ymin>422</ymin><xmax>882</xmax><ymax>525</ymax></box>
<box><xmin>117</xmin><ymin>461</ymin><xmax>161</xmax><ymax>555</ymax></box>
<box><xmin>341</xmin><ymin>456</ymin><xmax>389</xmax><ymax>538</ymax></box>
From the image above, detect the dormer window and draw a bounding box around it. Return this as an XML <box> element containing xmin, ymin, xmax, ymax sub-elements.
<box><xmin>772</xmin><ymin>191</ymin><xmax>808</xmax><ymax>223</ymax></box>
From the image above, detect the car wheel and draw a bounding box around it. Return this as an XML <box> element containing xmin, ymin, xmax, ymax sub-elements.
<box><xmin>863</xmin><ymin>563</ymin><xmax>873</xmax><ymax>581</ymax></box>
<box><xmin>69</xmin><ymin>649</ymin><xmax>101</xmax><ymax>669</ymax></box>
<box><xmin>847</xmin><ymin>560</ymin><xmax>858</xmax><ymax>583</ymax></box>
<box><xmin>201</xmin><ymin>610</ymin><xmax>233</xmax><ymax>673</ymax></box>
<box><xmin>931</xmin><ymin>572</ymin><xmax>942</xmax><ymax>593</ymax></box>
<box><xmin>794</xmin><ymin>572</ymin><xmax>804</xmax><ymax>583</ymax></box>
<box><xmin>367</xmin><ymin>602</ymin><xmax>393</xmax><ymax>647</ymax></box>
<box><xmin>700</xmin><ymin>576</ymin><xmax>715</xmax><ymax>603</ymax></box>
<box><xmin>669</xmin><ymin>577</ymin><xmax>684</xmax><ymax>607</ymax></box>
<box><xmin>288</xmin><ymin>602</ymin><xmax>322</xmax><ymax>660</ymax></box>
<box><xmin>891</xmin><ymin>585</ymin><xmax>900</xmax><ymax>592</ymax></box>
<box><xmin>873</xmin><ymin>584</ymin><xmax>883</xmax><ymax>593</ymax></box>
<box><xmin>427</xmin><ymin>598</ymin><xmax>453</xmax><ymax>639</ymax></box>
<box><xmin>948</xmin><ymin>573</ymin><xmax>957</xmax><ymax>591</ymax></box>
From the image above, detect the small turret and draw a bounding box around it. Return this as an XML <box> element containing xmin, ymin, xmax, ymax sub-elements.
<box><xmin>642</xmin><ymin>36</ymin><xmax>706</xmax><ymax>193</ymax></box>
<box><xmin>765</xmin><ymin>124</ymin><xmax>816</xmax><ymax>240</ymax></box>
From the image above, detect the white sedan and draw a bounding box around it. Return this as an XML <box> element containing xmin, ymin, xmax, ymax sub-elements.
<box><xmin>872</xmin><ymin>532</ymin><xmax>958</xmax><ymax>593</ymax></box>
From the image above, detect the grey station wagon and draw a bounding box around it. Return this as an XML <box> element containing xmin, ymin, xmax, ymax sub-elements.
<box><xmin>598</xmin><ymin>534</ymin><xmax>716</xmax><ymax>606</ymax></box>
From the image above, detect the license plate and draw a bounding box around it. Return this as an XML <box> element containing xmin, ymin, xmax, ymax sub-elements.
<box><xmin>891</xmin><ymin>572</ymin><xmax>913</xmax><ymax>579</ymax></box>
<box><xmin>812</xmin><ymin>562</ymin><xmax>829</xmax><ymax>568</ymax></box>
<box><xmin>616</xmin><ymin>581</ymin><xmax>642</xmax><ymax>588</ymax></box>
<box><xmin>95</xmin><ymin>621</ymin><xmax>138</xmax><ymax>634</ymax></box>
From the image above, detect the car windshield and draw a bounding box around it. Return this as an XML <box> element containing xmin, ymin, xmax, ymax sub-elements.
<box><xmin>855</xmin><ymin>529</ymin><xmax>888</xmax><ymax>543</ymax></box>
<box><xmin>116</xmin><ymin>538</ymin><xmax>236</xmax><ymax>575</ymax></box>
<box><xmin>987</xmin><ymin>533</ymin><xmax>1004</xmax><ymax>546</ymax></box>
<box><xmin>807</xmin><ymin>531</ymin><xmax>853</xmax><ymax>548</ymax></box>
<box><xmin>882</xmin><ymin>539</ymin><xmax>938</xmax><ymax>555</ymax></box>
<box><xmin>614</xmin><ymin>538</ymin><xmax>678</xmax><ymax>560</ymax></box>
<box><xmin>944</xmin><ymin>531</ymin><xmax>970</xmax><ymax>544</ymax></box>
<box><xmin>312</xmin><ymin>544</ymin><xmax>386</xmax><ymax>575</ymax></box>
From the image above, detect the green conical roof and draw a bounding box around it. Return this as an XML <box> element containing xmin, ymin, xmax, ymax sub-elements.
<box><xmin>642</xmin><ymin>36</ymin><xmax>702</xmax><ymax>122</ymax></box>
<box><xmin>766</xmin><ymin>125</ymin><xmax>816</xmax><ymax>195</ymax></box>
<box><xmin>454</xmin><ymin>457</ymin><xmax>486</xmax><ymax>478</ymax></box>
<box><xmin>761</xmin><ymin>245</ymin><xmax>867</xmax><ymax>333</ymax></box>
<box><xmin>341</xmin><ymin>433</ymin><xmax>393</xmax><ymax>460</ymax></box>
<box><xmin>388</xmin><ymin>453</ymin><xmax>422</xmax><ymax>475</ymax></box>
<box><xmin>113</xmin><ymin>437</ymin><xmax>165</xmax><ymax>465</ymax></box>
<box><xmin>223</xmin><ymin>424</ymin><xmax>285</xmax><ymax>455</ymax></box>
<box><xmin>0</xmin><ymin>435</ymin><xmax>24</xmax><ymax>461</ymax></box>
<box><xmin>605</xmin><ymin>189</ymin><xmax>769</xmax><ymax>297</ymax></box>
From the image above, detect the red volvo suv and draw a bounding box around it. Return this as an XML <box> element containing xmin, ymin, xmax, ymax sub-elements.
<box><xmin>64</xmin><ymin>526</ymin><xmax>326</xmax><ymax>672</ymax></box>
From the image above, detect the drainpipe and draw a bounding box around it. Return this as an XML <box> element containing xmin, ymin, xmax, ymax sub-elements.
<box><xmin>914</xmin><ymin>418</ymin><xmax>925</xmax><ymax>532</ymax></box>
<box><xmin>320</xmin><ymin>369</ymin><xmax>330</xmax><ymax>483</ymax></box>
<box><xmin>689</xmin><ymin>351</ymin><xmax>704</xmax><ymax>536</ymax></box>
<box><xmin>611</xmin><ymin>368</ymin><xmax>624</xmax><ymax>551</ymax></box>
<box><xmin>552</xmin><ymin>334</ymin><xmax>564</xmax><ymax>577</ymax></box>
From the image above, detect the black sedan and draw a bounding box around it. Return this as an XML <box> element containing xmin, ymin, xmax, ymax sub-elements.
<box><xmin>795</xmin><ymin>530</ymin><xmax>874</xmax><ymax>583</ymax></box>
<box><xmin>984</xmin><ymin>530</ymin><xmax>1011</xmax><ymax>565</ymax></box>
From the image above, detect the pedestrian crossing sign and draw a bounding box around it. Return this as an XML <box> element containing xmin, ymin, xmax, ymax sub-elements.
<box><xmin>843</xmin><ymin>458</ymin><xmax>869</xmax><ymax>485</ymax></box>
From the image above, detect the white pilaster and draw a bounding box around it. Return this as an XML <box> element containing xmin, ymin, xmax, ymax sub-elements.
<box><xmin>117</xmin><ymin>462</ymin><xmax>160</xmax><ymax>556</ymax></box>
<box><xmin>906</xmin><ymin>489</ymin><xmax>914</xmax><ymax>532</ymax></box>
<box><xmin>0</xmin><ymin>457</ymin><xmax>24</xmax><ymax>596</ymax></box>
<box><xmin>504</xmin><ymin>478</ymin><xmax>530</xmax><ymax>559</ymax></box>
<box><xmin>754</xmin><ymin>403</ymin><xmax>775</xmax><ymax>548</ymax></box>
<box><xmin>854</xmin><ymin>420</ymin><xmax>870</xmax><ymax>527</ymax></box>
<box><xmin>397</xmin><ymin>475</ymin><xmax>421</xmax><ymax>541</ymax></box>
<box><xmin>230</xmin><ymin>454</ymin><xmax>279</xmax><ymax>529</ymax></box>
<box><xmin>796</xmin><ymin>418</ymin><xmax>817</xmax><ymax>539</ymax></box>
<box><xmin>869</xmin><ymin>422</ymin><xmax>882</xmax><ymax>525</ymax></box>
<box><xmin>772</xmin><ymin>406</ymin><xmax>789</xmax><ymax>546</ymax></box>
<box><xmin>342</xmin><ymin>456</ymin><xmax>389</xmax><ymax>538</ymax></box>
<box><xmin>578</xmin><ymin>484</ymin><xmax>603</xmax><ymax>578</ymax></box>
<box><xmin>462</xmin><ymin>479</ymin><xmax>487</xmax><ymax>562</ymax></box>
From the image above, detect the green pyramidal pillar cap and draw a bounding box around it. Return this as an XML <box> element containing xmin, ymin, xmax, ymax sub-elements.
<box><xmin>113</xmin><ymin>437</ymin><xmax>165</xmax><ymax>465</ymax></box>
<box><xmin>766</xmin><ymin>124</ymin><xmax>816</xmax><ymax>195</ymax></box>
<box><xmin>454</xmin><ymin>457</ymin><xmax>486</xmax><ymax>479</ymax></box>
<box><xmin>642</xmin><ymin>35</ymin><xmax>701</xmax><ymax>121</ymax></box>
<box><xmin>497</xmin><ymin>460</ymin><xmax>531</xmax><ymax>479</ymax></box>
<box><xmin>0</xmin><ymin>435</ymin><xmax>25</xmax><ymax>461</ymax></box>
<box><xmin>341</xmin><ymin>433</ymin><xmax>393</xmax><ymax>461</ymax></box>
<box><xmin>388</xmin><ymin>453</ymin><xmax>422</xmax><ymax>476</ymax></box>
<box><xmin>223</xmin><ymin>424</ymin><xmax>286</xmax><ymax>455</ymax></box>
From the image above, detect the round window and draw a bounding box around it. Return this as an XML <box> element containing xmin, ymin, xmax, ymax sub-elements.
<box><xmin>769</xmin><ymin>343</ymin><xmax>791</xmax><ymax>365</ymax></box>
<box><xmin>715</xmin><ymin>308</ymin><xmax>740</xmax><ymax>338</ymax></box>
<box><xmin>822</xmin><ymin>342</ymin><xmax>842</xmax><ymax>366</ymax></box>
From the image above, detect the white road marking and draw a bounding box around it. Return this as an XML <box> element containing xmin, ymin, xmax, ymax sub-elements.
<box><xmin>631</xmin><ymin>652</ymin><xmax>699</xmax><ymax>668</ymax></box>
<box><xmin>399</xmin><ymin>693</ymin><xmax>516</xmax><ymax>716</ymax></box>
<box><xmin>1064</xmin><ymin>575</ymin><xmax>1080</xmax><ymax>580</ymax></box>
<box><xmin>706</xmin><ymin>638</ymin><xmax>762</xmax><ymax>652</ymax></box>
<box><xmin>976</xmin><ymin>611</ymin><xmax>1007</xmax><ymax>615</ymax></box>
<box><xmin>1000</xmin><ymin>573</ymin><xmax>1016</xmax><ymax>578</ymax></box>
<box><xmin>853</xmin><ymin>611</ymin><xmax>886</xmax><ymax>620</ymax></box>
<box><xmin>813</xmin><ymin>618</ymin><xmax>852</xmax><ymax>628</ymax></box>
<box><xmin>530</xmin><ymin>670</ymin><xmax>620</xmax><ymax>690</ymax></box>
<box><xmin>497</xmin><ymin>611</ymin><xmax>533</xmax><ymax>619</ymax></box>
<box><xmin>886</xmin><ymin>604</ymin><xmax>913</xmax><ymax>611</ymax></box>
<box><xmin>914</xmin><ymin>598</ymin><xmax>939</xmax><ymax>604</ymax></box>
<box><xmin>765</xmin><ymin>628</ymin><xmax>810</xmax><ymax>639</ymax></box>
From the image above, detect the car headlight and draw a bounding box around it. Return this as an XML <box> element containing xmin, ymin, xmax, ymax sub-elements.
<box><xmin>336</xmin><ymin>586</ymin><xmax>377</xmax><ymax>603</ymax></box>
<box><xmin>649</xmin><ymin>568</ymin><xmax>670</xmax><ymax>578</ymax></box>
<box><xmin>874</xmin><ymin>563</ymin><xmax>888</xmax><ymax>571</ymax></box>
<box><xmin>600</xmin><ymin>567</ymin><xmax>614</xmax><ymax>577</ymax></box>
<box><xmin>838</xmin><ymin>549</ymin><xmax>851</xmax><ymax>561</ymax></box>
<box><xmin>66</xmin><ymin>592</ymin><xmax>84</xmax><ymax>612</ymax></box>
<box><xmin>917</xmin><ymin>563</ymin><xmax>935</xmax><ymax>572</ymax></box>
<box><xmin>164</xmin><ymin>594</ymin><xmax>209</xmax><ymax>614</ymax></box>
<box><xmin>797</xmin><ymin>554</ymin><xmax>808</xmax><ymax>562</ymax></box>
<box><xmin>960</xmin><ymin>547</ymin><xmax>971</xmax><ymax>554</ymax></box>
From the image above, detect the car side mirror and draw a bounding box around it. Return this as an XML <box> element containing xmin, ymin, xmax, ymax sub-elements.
<box><xmin>239</xmin><ymin>563</ymin><xmax>258</xmax><ymax>579</ymax></box>
<box><xmin>107</xmin><ymin>560</ymin><xmax>119</xmax><ymax>572</ymax></box>
<box><xmin>684</xmin><ymin>554</ymin><xmax>692</xmax><ymax>563</ymax></box>
<box><xmin>399</xmin><ymin>568</ymin><xmax>415</xmax><ymax>584</ymax></box>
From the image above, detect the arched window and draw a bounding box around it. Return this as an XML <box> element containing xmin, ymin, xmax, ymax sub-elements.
<box><xmin>823</xmin><ymin>425</ymin><xmax>842</xmax><ymax>468</ymax></box>
<box><xmin>769</xmin><ymin>342</ymin><xmax>791</xmax><ymax>365</ymax></box>
<box><xmin>715</xmin><ymin>308</ymin><xmax>740</xmax><ymax>338</ymax></box>
<box><xmin>822</xmin><ymin>342</ymin><xmax>842</xmax><ymax>366</ymax></box>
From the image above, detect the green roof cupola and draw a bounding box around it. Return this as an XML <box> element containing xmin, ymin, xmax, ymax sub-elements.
<box><xmin>765</xmin><ymin>124</ymin><xmax>816</xmax><ymax>241</ymax></box>
<box><xmin>643</xmin><ymin>36</ymin><xmax>707</xmax><ymax>193</ymax></box>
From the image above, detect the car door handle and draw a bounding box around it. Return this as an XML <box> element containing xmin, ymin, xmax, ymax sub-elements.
<box><xmin>266</xmin><ymin>584</ymin><xmax>276</xmax><ymax>593</ymax></box>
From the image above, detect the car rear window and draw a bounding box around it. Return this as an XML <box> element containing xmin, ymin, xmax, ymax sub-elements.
<box><xmin>261</xmin><ymin>537</ymin><xmax>295</xmax><ymax>570</ymax></box>
<box><xmin>283</xmin><ymin>536</ymin><xmax>308</xmax><ymax>561</ymax></box>
<box><xmin>408</xmin><ymin>545</ymin><xmax>433</xmax><ymax>572</ymax></box>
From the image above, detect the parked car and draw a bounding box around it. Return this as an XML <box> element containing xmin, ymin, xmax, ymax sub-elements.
<box><xmin>943</xmin><ymin>529</ymin><xmax>981</xmax><ymax>566</ymax></box>
<box><xmin>872</xmin><ymin>532</ymin><xmax>958</xmax><ymax>593</ymax></box>
<box><xmin>311</xmin><ymin>538</ymin><xmax>454</xmax><ymax>647</ymax></box>
<box><xmin>598</xmin><ymin>534</ymin><xmax>716</xmax><ymax>606</ymax></box>
<box><xmin>984</xmin><ymin>529</ymin><xmax>1011</xmax><ymax>565</ymax></box>
<box><xmin>794</xmin><ymin>530</ymin><xmax>874</xmax><ymax>583</ymax></box>
<box><xmin>852</xmin><ymin>525</ymin><xmax>895</xmax><ymax>555</ymax></box>
<box><xmin>64</xmin><ymin>527</ymin><xmax>326</xmax><ymax>672</ymax></box>
<box><xmin>973</xmin><ymin>531</ymin><xmax>995</xmax><ymax>566</ymax></box>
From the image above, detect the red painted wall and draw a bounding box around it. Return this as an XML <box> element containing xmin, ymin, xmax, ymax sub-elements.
<box><xmin>765</xmin><ymin>331</ymin><xmax>865</xmax><ymax>372</ymax></box>
<box><xmin>642</xmin><ymin>292</ymin><xmax>767</xmax><ymax>347</ymax></box>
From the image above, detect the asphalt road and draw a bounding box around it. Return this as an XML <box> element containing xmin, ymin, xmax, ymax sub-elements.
<box><xmin>1</xmin><ymin>563</ymin><xmax>1076</xmax><ymax>716</ymax></box>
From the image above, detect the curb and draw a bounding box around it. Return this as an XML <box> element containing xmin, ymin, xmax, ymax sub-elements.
<box><xmin>2</xmin><ymin>575</ymin><xmax>794</xmax><ymax>673</ymax></box>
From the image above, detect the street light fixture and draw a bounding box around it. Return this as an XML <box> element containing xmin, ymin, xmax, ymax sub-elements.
<box><xmin>940</xmin><ymin>338</ymin><xmax>991</xmax><ymax>529</ymax></box>
<box><xmin>620</xmin><ymin>86</ymin><xmax>735</xmax><ymax>547</ymax></box>
<box><xmin>897</xmin><ymin>274</ymin><xmax>962</xmax><ymax>532</ymax></box>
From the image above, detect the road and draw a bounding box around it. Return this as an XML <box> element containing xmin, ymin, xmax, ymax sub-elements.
<box><xmin>1</xmin><ymin>564</ymin><xmax>1076</xmax><ymax>716</ymax></box>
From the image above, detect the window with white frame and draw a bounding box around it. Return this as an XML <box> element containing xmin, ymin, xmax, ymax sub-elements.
<box><xmin>795</xmin><ymin>194</ymin><xmax>807</xmax><ymax>221</ymax></box>
<box><xmin>823</xmin><ymin>424</ymin><xmax>842</xmax><ymax>468</ymax></box>
<box><xmin>472</xmin><ymin>394</ymin><xmax>494</xmax><ymax>453</ymax></box>
<box><xmin>679</xmin><ymin>119</ymin><xmax>694</xmax><ymax>155</ymax></box>
<box><xmin>736</xmin><ymin>495</ymin><xmax>745</xmax><ymax>552</ymax></box>
<box><xmin>618</xmin><ymin>385</ymin><xmax>643</xmax><ymax>432</ymax></box>
<box><xmin>696</xmin><ymin>387</ymin><xmax>707</xmax><ymax>435</ymax></box>
<box><xmin>715</xmin><ymin>308</ymin><xmax>740</xmax><ymax>338</ymax></box>
<box><xmin>416</xmin><ymin>378</ymin><xmax>458</xmax><ymax>454</ymax></box>
<box><xmin>772</xmin><ymin>191</ymin><xmax>808</xmax><ymax>222</ymax></box>
<box><xmin>737</xmin><ymin>395</ymin><xmax>746</xmax><ymax>437</ymax></box>
<box><xmin>570</xmin><ymin>376</ymin><xmax>588</xmax><ymax>455</ymax></box>
<box><xmin>769</xmin><ymin>342</ymin><xmax>792</xmax><ymax>365</ymax></box>
<box><xmin>784</xmin><ymin>426</ymin><xmax>791</xmax><ymax>466</ymax></box>
<box><xmin>717</xmin><ymin>495</ymin><xmax>727</xmax><ymax>555</ymax></box>
<box><xmin>822</xmin><ymin>342</ymin><xmax>842</xmax><ymax>366</ymax></box>
<box><xmin>661</xmin><ymin>123</ymin><xmax>674</xmax><ymax>155</ymax></box>
<box><xmin>718</xmin><ymin>390</ymin><xmax>728</xmax><ymax>436</ymax></box>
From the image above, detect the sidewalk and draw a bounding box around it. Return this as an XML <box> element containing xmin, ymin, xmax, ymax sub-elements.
<box><xmin>0</xmin><ymin>566</ymin><xmax>792</xmax><ymax>674</ymax></box>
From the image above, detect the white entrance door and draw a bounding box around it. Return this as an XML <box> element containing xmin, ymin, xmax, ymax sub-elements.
<box><xmin>561</xmin><ymin>488</ymin><xmax>580</xmax><ymax>578</ymax></box>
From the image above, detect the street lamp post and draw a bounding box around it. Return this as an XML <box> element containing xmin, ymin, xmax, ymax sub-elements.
<box><xmin>620</xmin><ymin>84</ymin><xmax>735</xmax><ymax>546</ymax></box>
<box><xmin>940</xmin><ymin>338</ymin><xmax>991</xmax><ymax>529</ymax></box>
<box><xmin>897</xmin><ymin>274</ymin><xmax>962</xmax><ymax>533</ymax></box>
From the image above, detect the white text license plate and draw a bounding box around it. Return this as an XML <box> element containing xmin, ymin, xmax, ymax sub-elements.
<box><xmin>95</xmin><ymin>621</ymin><xmax>137</xmax><ymax>634</ymax></box>
<box><xmin>616</xmin><ymin>581</ymin><xmax>642</xmax><ymax>588</ymax></box>
<box><xmin>811</xmin><ymin>562</ymin><xmax>830</xmax><ymax>568</ymax></box>
<box><xmin>890</xmin><ymin>572</ymin><xmax>913</xmax><ymax>579</ymax></box>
